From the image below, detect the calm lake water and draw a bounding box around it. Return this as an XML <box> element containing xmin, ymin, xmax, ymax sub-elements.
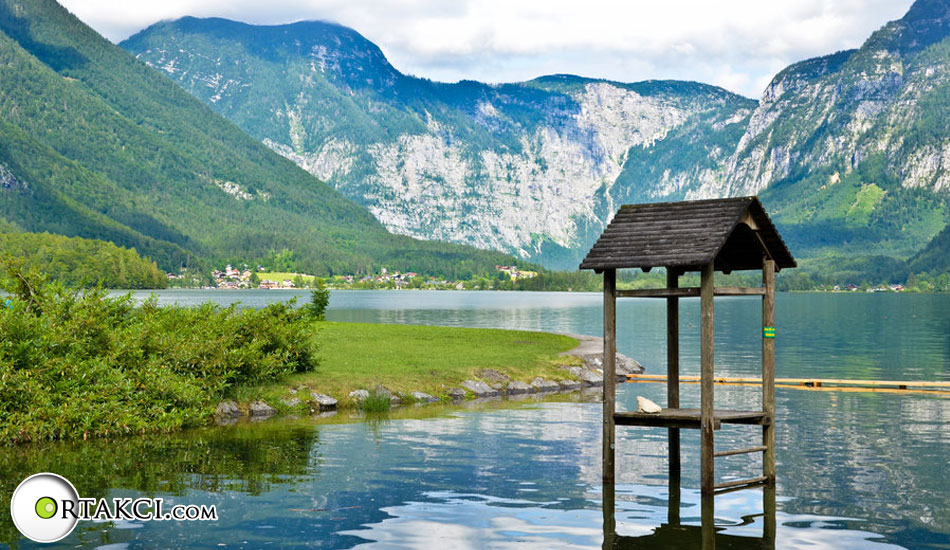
<box><xmin>2</xmin><ymin>290</ymin><xmax>949</xmax><ymax>549</ymax></box>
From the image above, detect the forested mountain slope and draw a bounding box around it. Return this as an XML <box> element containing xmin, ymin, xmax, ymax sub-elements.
<box><xmin>0</xmin><ymin>0</ymin><xmax>521</xmax><ymax>278</ymax></box>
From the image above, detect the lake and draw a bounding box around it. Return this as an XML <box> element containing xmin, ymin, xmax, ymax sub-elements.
<box><xmin>2</xmin><ymin>290</ymin><xmax>948</xmax><ymax>549</ymax></box>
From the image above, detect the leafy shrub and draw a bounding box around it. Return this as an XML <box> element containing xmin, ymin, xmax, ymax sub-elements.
<box><xmin>0</xmin><ymin>260</ymin><xmax>318</xmax><ymax>444</ymax></box>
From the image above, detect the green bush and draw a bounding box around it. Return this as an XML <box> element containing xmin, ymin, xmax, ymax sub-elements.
<box><xmin>0</xmin><ymin>261</ymin><xmax>318</xmax><ymax>444</ymax></box>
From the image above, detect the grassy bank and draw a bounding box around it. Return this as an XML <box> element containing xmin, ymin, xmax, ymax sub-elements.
<box><xmin>1</xmin><ymin>260</ymin><xmax>582</xmax><ymax>443</ymax></box>
<box><xmin>237</xmin><ymin>322</ymin><xmax>581</xmax><ymax>409</ymax></box>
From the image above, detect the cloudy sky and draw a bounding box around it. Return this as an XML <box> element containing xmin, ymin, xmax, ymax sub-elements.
<box><xmin>59</xmin><ymin>0</ymin><xmax>915</xmax><ymax>98</ymax></box>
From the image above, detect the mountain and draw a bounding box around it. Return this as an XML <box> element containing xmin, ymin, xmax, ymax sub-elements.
<box><xmin>700</xmin><ymin>0</ymin><xmax>950</xmax><ymax>257</ymax></box>
<box><xmin>908</xmin><ymin>221</ymin><xmax>950</xmax><ymax>274</ymax></box>
<box><xmin>121</xmin><ymin>18</ymin><xmax>756</xmax><ymax>269</ymax></box>
<box><xmin>122</xmin><ymin>2</ymin><xmax>950</xmax><ymax>272</ymax></box>
<box><xmin>0</xmin><ymin>0</ymin><xmax>522</xmax><ymax>278</ymax></box>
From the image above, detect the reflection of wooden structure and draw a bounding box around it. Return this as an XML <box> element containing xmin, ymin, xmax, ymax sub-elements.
<box><xmin>602</xmin><ymin>479</ymin><xmax>776</xmax><ymax>550</ymax></box>
<box><xmin>581</xmin><ymin>197</ymin><xmax>794</xmax><ymax>548</ymax></box>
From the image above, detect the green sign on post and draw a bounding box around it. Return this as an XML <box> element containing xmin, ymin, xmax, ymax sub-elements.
<box><xmin>763</xmin><ymin>326</ymin><xmax>776</xmax><ymax>339</ymax></box>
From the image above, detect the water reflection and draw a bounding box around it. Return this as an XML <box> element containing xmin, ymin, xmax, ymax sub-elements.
<box><xmin>602</xmin><ymin>482</ymin><xmax>904</xmax><ymax>550</ymax></box>
<box><xmin>0</xmin><ymin>399</ymin><xmax>938</xmax><ymax>550</ymax></box>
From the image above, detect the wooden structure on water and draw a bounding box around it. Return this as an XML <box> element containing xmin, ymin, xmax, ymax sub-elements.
<box><xmin>581</xmin><ymin>197</ymin><xmax>795</xmax><ymax>548</ymax></box>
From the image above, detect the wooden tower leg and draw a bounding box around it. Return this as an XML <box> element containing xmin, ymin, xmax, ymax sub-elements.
<box><xmin>701</xmin><ymin>491</ymin><xmax>716</xmax><ymax>550</ymax></box>
<box><xmin>666</xmin><ymin>269</ymin><xmax>681</xmax><ymax>524</ymax></box>
<box><xmin>762</xmin><ymin>259</ymin><xmax>776</xmax><ymax>485</ymax></box>
<box><xmin>603</xmin><ymin>269</ymin><xmax>617</xmax><ymax>484</ymax></box>
<box><xmin>602</xmin><ymin>482</ymin><xmax>616</xmax><ymax>550</ymax></box>
<box><xmin>700</xmin><ymin>262</ymin><xmax>715</xmax><ymax>496</ymax></box>
<box><xmin>763</xmin><ymin>483</ymin><xmax>777</xmax><ymax>548</ymax></box>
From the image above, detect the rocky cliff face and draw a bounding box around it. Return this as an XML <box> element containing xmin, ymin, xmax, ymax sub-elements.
<box><xmin>691</xmin><ymin>0</ymin><xmax>950</xmax><ymax>255</ymax></box>
<box><xmin>122</xmin><ymin>19</ymin><xmax>754</xmax><ymax>268</ymax></box>
<box><xmin>0</xmin><ymin>163</ymin><xmax>26</xmax><ymax>192</ymax></box>
<box><xmin>123</xmin><ymin>1</ymin><xmax>950</xmax><ymax>266</ymax></box>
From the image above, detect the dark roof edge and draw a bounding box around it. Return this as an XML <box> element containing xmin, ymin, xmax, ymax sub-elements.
<box><xmin>578</xmin><ymin>196</ymin><xmax>796</xmax><ymax>272</ymax></box>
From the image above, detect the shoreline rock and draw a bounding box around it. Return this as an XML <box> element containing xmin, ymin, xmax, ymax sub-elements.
<box><xmin>248</xmin><ymin>400</ymin><xmax>277</xmax><ymax>418</ymax></box>
<box><xmin>462</xmin><ymin>379</ymin><xmax>500</xmax><ymax>398</ymax></box>
<box><xmin>558</xmin><ymin>333</ymin><xmax>644</xmax><ymax>379</ymax></box>
<box><xmin>215</xmin><ymin>400</ymin><xmax>241</xmax><ymax>419</ymax></box>
<box><xmin>348</xmin><ymin>389</ymin><xmax>370</xmax><ymax>403</ymax></box>
<box><xmin>410</xmin><ymin>391</ymin><xmax>437</xmax><ymax>403</ymax></box>
<box><xmin>310</xmin><ymin>393</ymin><xmax>338</xmax><ymax>411</ymax></box>
<box><xmin>530</xmin><ymin>377</ymin><xmax>560</xmax><ymax>392</ymax></box>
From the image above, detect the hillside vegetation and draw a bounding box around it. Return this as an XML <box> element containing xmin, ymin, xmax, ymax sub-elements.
<box><xmin>0</xmin><ymin>232</ymin><xmax>167</xmax><ymax>288</ymax></box>
<box><xmin>0</xmin><ymin>0</ymin><xmax>526</xmax><ymax>279</ymax></box>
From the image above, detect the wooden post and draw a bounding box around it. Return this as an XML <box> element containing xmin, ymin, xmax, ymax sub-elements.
<box><xmin>763</xmin><ymin>483</ymin><xmax>776</xmax><ymax>547</ymax></box>
<box><xmin>668</xmin><ymin>447</ymin><xmax>681</xmax><ymax>526</ymax></box>
<box><xmin>603</xmin><ymin>268</ymin><xmax>617</xmax><ymax>485</ymax></box>
<box><xmin>701</xmin><ymin>491</ymin><xmax>716</xmax><ymax>550</ymax></box>
<box><xmin>666</xmin><ymin>268</ymin><xmax>681</xmax><ymax>521</ymax></box>
<box><xmin>700</xmin><ymin>262</ymin><xmax>715</xmax><ymax>496</ymax></box>
<box><xmin>602</xmin><ymin>482</ymin><xmax>616</xmax><ymax>550</ymax></box>
<box><xmin>762</xmin><ymin>259</ymin><xmax>776</xmax><ymax>484</ymax></box>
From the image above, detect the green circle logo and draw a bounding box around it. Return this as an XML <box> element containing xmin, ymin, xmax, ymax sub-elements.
<box><xmin>35</xmin><ymin>497</ymin><xmax>57</xmax><ymax>519</ymax></box>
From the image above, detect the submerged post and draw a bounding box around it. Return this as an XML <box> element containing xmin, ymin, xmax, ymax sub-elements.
<box><xmin>666</xmin><ymin>268</ymin><xmax>681</xmax><ymax>521</ymax></box>
<box><xmin>603</xmin><ymin>268</ymin><xmax>617</xmax><ymax>484</ymax></box>
<box><xmin>700</xmin><ymin>262</ymin><xmax>715</xmax><ymax>497</ymax></box>
<box><xmin>762</xmin><ymin>258</ymin><xmax>776</xmax><ymax>484</ymax></box>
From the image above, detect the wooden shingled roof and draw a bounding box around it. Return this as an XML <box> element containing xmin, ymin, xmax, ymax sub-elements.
<box><xmin>579</xmin><ymin>196</ymin><xmax>795</xmax><ymax>273</ymax></box>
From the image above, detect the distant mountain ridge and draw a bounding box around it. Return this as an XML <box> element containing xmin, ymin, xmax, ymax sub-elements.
<box><xmin>0</xmin><ymin>0</ymin><xmax>523</xmax><ymax>278</ymax></box>
<box><xmin>122</xmin><ymin>18</ymin><xmax>757</xmax><ymax>269</ymax></box>
<box><xmin>122</xmin><ymin>1</ymin><xmax>950</xmax><ymax>271</ymax></box>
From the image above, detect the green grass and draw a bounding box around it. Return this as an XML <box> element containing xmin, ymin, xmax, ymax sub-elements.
<box><xmin>359</xmin><ymin>391</ymin><xmax>392</xmax><ymax>413</ymax></box>
<box><xmin>257</xmin><ymin>272</ymin><xmax>314</xmax><ymax>283</ymax></box>
<box><xmin>846</xmin><ymin>183</ymin><xmax>886</xmax><ymax>225</ymax></box>
<box><xmin>246</xmin><ymin>322</ymin><xmax>581</xmax><ymax>409</ymax></box>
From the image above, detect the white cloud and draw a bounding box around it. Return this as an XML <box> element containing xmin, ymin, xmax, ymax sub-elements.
<box><xmin>59</xmin><ymin>0</ymin><xmax>915</xmax><ymax>97</ymax></box>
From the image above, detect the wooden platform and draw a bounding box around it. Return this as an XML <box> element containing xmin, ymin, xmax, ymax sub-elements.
<box><xmin>614</xmin><ymin>408</ymin><xmax>770</xmax><ymax>430</ymax></box>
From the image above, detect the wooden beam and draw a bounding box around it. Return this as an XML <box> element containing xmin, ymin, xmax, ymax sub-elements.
<box><xmin>616</xmin><ymin>286</ymin><xmax>764</xmax><ymax>298</ymax></box>
<box><xmin>603</xmin><ymin>268</ymin><xmax>617</xmax><ymax>485</ymax></box>
<box><xmin>614</xmin><ymin>409</ymin><xmax>767</xmax><ymax>429</ymax></box>
<box><xmin>666</xmin><ymin>270</ymin><xmax>681</xmax><ymax>487</ymax></box>
<box><xmin>700</xmin><ymin>262</ymin><xmax>715</xmax><ymax>496</ymax></box>
<box><xmin>716</xmin><ymin>286</ymin><xmax>767</xmax><ymax>296</ymax></box>
<box><xmin>713</xmin><ymin>476</ymin><xmax>768</xmax><ymax>491</ymax></box>
<box><xmin>618</xmin><ymin>287</ymin><xmax>698</xmax><ymax>298</ymax></box>
<box><xmin>714</xmin><ymin>445</ymin><xmax>768</xmax><ymax>458</ymax></box>
<box><xmin>762</xmin><ymin>258</ymin><xmax>776</xmax><ymax>485</ymax></box>
<box><xmin>626</xmin><ymin>373</ymin><xmax>950</xmax><ymax>389</ymax></box>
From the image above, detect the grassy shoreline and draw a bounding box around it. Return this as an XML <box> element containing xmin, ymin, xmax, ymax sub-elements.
<box><xmin>232</xmin><ymin>322</ymin><xmax>582</xmax><ymax>413</ymax></box>
<box><xmin>0</xmin><ymin>261</ymin><xmax>582</xmax><ymax>443</ymax></box>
